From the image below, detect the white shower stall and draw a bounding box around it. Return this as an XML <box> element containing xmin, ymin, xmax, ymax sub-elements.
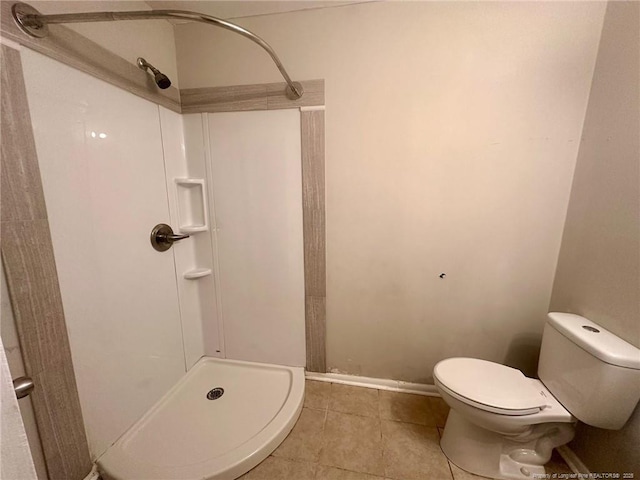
<box><xmin>19</xmin><ymin>46</ymin><xmax>307</xmax><ymax>478</ymax></box>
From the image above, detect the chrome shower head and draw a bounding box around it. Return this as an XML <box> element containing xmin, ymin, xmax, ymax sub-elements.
<box><xmin>153</xmin><ymin>72</ymin><xmax>171</xmax><ymax>89</ymax></box>
<box><xmin>137</xmin><ymin>57</ymin><xmax>171</xmax><ymax>90</ymax></box>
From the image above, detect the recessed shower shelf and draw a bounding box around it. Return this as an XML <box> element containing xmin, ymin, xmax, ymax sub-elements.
<box><xmin>174</xmin><ymin>178</ymin><xmax>209</xmax><ymax>234</ymax></box>
<box><xmin>183</xmin><ymin>268</ymin><xmax>213</xmax><ymax>280</ymax></box>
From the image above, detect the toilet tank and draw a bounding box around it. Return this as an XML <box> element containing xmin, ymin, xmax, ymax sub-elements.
<box><xmin>538</xmin><ymin>313</ymin><xmax>640</xmax><ymax>430</ymax></box>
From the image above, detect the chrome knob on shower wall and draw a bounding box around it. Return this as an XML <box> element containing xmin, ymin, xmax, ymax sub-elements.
<box><xmin>150</xmin><ymin>224</ymin><xmax>190</xmax><ymax>252</ymax></box>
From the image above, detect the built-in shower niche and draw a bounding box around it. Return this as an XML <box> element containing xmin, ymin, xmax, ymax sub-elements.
<box><xmin>174</xmin><ymin>178</ymin><xmax>208</xmax><ymax>234</ymax></box>
<box><xmin>174</xmin><ymin>178</ymin><xmax>213</xmax><ymax>281</ymax></box>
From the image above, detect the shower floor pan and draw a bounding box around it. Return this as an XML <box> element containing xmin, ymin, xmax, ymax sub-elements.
<box><xmin>98</xmin><ymin>357</ymin><xmax>305</xmax><ymax>480</ymax></box>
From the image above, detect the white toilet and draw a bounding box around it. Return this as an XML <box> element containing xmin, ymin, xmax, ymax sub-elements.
<box><xmin>433</xmin><ymin>312</ymin><xmax>640</xmax><ymax>480</ymax></box>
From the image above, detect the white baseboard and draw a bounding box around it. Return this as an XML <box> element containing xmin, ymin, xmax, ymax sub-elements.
<box><xmin>557</xmin><ymin>445</ymin><xmax>590</xmax><ymax>475</ymax></box>
<box><xmin>305</xmin><ymin>372</ymin><xmax>440</xmax><ymax>397</ymax></box>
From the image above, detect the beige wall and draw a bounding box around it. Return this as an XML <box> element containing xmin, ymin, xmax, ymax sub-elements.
<box><xmin>549</xmin><ymin>1</ymin><xmax>640</xmax><ymax>475</ymax></box>
<box><xmin>28</xmin><ymin>1</ymin><xmax>180</xmax><ymax>87</ymax></box>
<box><xmin>175</xmin><ymin>1</ymin><xmax>605</xmax><ymax>383</ymax></box>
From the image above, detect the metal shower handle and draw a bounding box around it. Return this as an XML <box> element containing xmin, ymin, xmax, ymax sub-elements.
<box><xmin>150</xmin><ymin>224</ymin><xmax>190</xmax><ymax>252</ymax></box>
<box><xmin>158</xmin><ymin>232</ymin><xmax>190</xmax><ymax>242</ymax></box>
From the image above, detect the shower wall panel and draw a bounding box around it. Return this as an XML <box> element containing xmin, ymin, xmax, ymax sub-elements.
<box><xmin>205</xmin><ymin>110</ymin><xmax>306</xmax><ymax>367</ymax></box>
<box><xmin>20</xmin><ymin>49</ymin><xmax>185</xmax><ymax>459</ymax></box>
<box><xmin>160</xmin><ymin>110</ymin><xmax>221</xmax><ymax>367</ymax></box>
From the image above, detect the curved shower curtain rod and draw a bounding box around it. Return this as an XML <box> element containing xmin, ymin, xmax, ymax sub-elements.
<box><xmin>11</xmin><ymin>2</ymin><xmax>304</xmax><ymax>99</ymax></box>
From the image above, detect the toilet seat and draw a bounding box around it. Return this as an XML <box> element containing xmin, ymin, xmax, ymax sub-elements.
<box><xmin>433</xmin><ymin>358</ymin><xmax>550</xmax><ymax>416</ymax></box>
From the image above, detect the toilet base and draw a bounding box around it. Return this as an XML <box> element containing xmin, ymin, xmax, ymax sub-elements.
<box><xmin>440</xmin><ymin>410</ymin><xmax>573</xmax><ymax>480</ymax></box>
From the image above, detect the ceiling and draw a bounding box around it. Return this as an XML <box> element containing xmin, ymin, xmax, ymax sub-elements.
<box><xmin>145</xmin><ymin>1</ymin><xmax>370</xmax><ymax>20</ymax></box>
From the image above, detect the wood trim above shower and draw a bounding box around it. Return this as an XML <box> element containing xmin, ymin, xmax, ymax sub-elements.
<box><xmin>0</xmin><ymin>1</ymin><xmax>181</xmax><ymax>114</ymax></box>
<box><xmin>180</xmin><ymin>79</ymin><xmax>325</xmax><ymax>114</ymax></box>
<box><xmin>1</xmin><ymin>0</ymin><xmax>321</xmax><ymax>117</ymax></box>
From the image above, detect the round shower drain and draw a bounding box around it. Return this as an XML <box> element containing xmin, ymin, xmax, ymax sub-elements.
<box><xmin>206</xmin><ymin>387</ymin><xmax>224</xmax><ymax>400</ymax></box>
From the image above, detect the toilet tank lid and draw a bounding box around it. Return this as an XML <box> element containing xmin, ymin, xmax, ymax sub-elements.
<box><xmin>547</xmin><ymin>313</ymin><xmax>640</xmax><ymax>370</ymax></box>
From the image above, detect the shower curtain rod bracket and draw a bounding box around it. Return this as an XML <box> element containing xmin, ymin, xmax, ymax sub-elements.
<box><xmin>12</xmin><ymin>3</ymin><xmax>49</xmax><ymax>38</ymax></box>
<box><xmin>11</xmin><ymin>2</ymin><xmax>304</xmax><ymax>99</ymax></box>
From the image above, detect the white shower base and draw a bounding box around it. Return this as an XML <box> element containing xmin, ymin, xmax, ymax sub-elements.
<box><xmin>98</xmin><ymin>357</ymin><xmax>305</xmax><ymax>480</ymax></box>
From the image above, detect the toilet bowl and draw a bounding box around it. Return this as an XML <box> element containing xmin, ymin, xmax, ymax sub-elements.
<box><xmin>434</xmin><ymin>313</ymin><xmax>640</xmax><ymax>480</ymax></box>
<box><xmin>434</xmin><ymin>358</ymin><xmax>576</xmax><ymax>479</ymax></box>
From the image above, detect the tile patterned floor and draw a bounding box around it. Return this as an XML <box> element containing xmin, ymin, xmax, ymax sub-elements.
<box><xmin>239</xmin><ymin>380</ymin><xmax>573</xmax><ymax>480</ymax></box>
